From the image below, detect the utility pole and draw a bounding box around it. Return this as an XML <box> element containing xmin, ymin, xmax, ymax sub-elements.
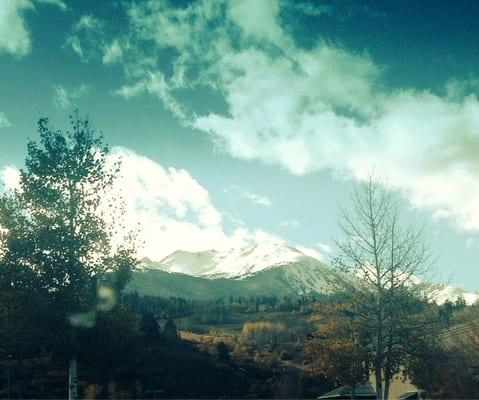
<box><xmin>7</xmin><ymin>354</ymin><xmax>12</xmax><ymax>399</ymax></box>
<box><xmin>68</xmin><ymin>356</ymin><xmax>78</xmax><ymax>400</ymax></box>
<box><xmin>68</xmin><ymin>324</ymin><xmax>78</xmax><ymax>400</ymax></box>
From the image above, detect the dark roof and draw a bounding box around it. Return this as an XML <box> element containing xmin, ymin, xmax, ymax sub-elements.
<box><xmin>318</xmin><ymin>384</ymin><xmax>376</xmax><ymax>399</ymax></box>
<box><xmin>397</xmin><ymin>391</ymin><xmax>422</xmax><ymax>399</ymax></box>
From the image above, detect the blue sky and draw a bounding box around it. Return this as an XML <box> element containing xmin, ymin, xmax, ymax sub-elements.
<box><xmin>1</xmin><ymin>0</ymin><xmax>479</xmax><ymax>290</ymax></box>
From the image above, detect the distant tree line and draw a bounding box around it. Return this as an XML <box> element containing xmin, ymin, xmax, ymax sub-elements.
<box><xmin>124</xmin><ymin>292</ymin><xmax>326</xmax><ymax>319</ymax></box>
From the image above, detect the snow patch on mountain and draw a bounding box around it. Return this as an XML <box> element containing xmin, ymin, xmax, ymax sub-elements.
<box><xmin>147</xmin><ymin>243</ymin><xmax>310</xmax><ymax>279</ymax></box>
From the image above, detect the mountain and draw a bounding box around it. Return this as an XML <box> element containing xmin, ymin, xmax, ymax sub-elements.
<box><xmin>128</xmin><ymin>244</ymin><xmax>479</xmax><ymax>304</ymax></box>
<box><xmin>127</xmin><ymin>267</ymin><xmax>327</xmax><ymax>300</ymax></box>
<box><xmin>150</xmin><ymin>244</ymin><xmax>318</xmax><ymax>279</ymax></box>
<box><xmin>127</xmin><ymin>244</ymin><xmax>334</xmax><ymax>299</ymax></box>
<box><xmin>427</xmin><ymin>284</ymin><xmax>478</xmax><ymax>305</ymax></box>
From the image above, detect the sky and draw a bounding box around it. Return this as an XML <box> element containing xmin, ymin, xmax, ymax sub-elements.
<box><xmin>1</xmin><ymin>0</ymin><xmax>479</xmax><ymax>290</ymax></box>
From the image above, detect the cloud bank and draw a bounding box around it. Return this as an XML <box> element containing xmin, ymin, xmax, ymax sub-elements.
<box><xmin>108</xmin><ymin>148</ymin><xmax>292</xmax><ymax>260</ymax></box>
<box><xmin>1</xmin><ymin>148</ymin><xmax>304</xmax><ymax>261</ymax></box>
<box><xmin>68</xmin><ymin>0</ymin><xmax>479</xmax><ymax>236</ymax></box>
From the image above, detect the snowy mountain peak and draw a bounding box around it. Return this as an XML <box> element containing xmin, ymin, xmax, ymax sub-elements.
<box><xmin>142</xmin><ymin>243</ymin><xmax>315</xmax><ymax>279</ymax></box>
<box><xmin>428</xmin><ymin>284</ymin><xmax>479</xmax><ymax>306</ymax></box>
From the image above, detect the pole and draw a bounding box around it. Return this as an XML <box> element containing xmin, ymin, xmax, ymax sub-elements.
<box><xmin>7</xmin><ymin>363</ymin><xmax>10</xmax><ymax>399</ymax></box>
<box><xmin>68</xmin><ymin>357</ymin><xmax>78</xmax><ymax>400</ymax></box>
<box><xmin>7</xmin><ymin>354</ymin><xmax>12</xmax><ymax>399</ymax></box>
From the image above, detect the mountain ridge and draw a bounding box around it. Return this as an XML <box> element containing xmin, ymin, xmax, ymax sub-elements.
<box><xmin>133</xmin><ymin>244</ymin><xmax>478</xmax><ymax>304</ymax></box>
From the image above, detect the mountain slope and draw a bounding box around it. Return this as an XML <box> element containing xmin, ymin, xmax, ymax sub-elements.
<box><xmin>126</xmin><ymin>267</ymin><xmax>330</xmax><ymax>300</ymax></box>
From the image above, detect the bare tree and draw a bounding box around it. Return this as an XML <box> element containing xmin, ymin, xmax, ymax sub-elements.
<box><xmin>328</xmin><ymin>174</ymin><xmax>433</xmax><ymax>400</ymax></box>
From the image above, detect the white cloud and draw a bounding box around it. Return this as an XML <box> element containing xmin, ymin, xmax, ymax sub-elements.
<box><xmin>65</xmin><ymin>15</ymin><xmax>104</xmax><ymax>61</ymax></box>
<box><xmin>227</xmin><ymin>0</ymin><xmax>286</xmax><ymax>46</ymax></box>
<box><xmin>0</xmin><ymin>148</ymin><xmax>291</xmax><ymax>261</ymax></box>
<box><xmin>0</xmin><ymin>112</ymin><xmax>11</xmax><ymax>128</ymax></box>
<box><xmin>1</xmin><ymin>149</ymin><xmax>328</xmax><ymax>262</ymax></box>
<box><xmin>0</xmin><ymin>0</ymin><xmax>33</xmax><ymax>57</ymax></box>
<box><xmin>226</xmin><ymin>185</ymin><xmax>272</xmax><ymax>207</ymax></box>
<box><xmin>108</xmin><ymin>148</ymin><xmax>287</xmax><ymax>260</ymax></box>
<box><xmin>102</xmin><ymin>39</ymin><xmax>123</xmax><ymax>64</ymax></box>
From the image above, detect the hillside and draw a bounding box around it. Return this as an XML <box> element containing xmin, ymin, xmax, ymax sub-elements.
<box><xmin>126</xmin><ymin>265</ymin><xmax>330</xmax><ymax>300</ymax></box>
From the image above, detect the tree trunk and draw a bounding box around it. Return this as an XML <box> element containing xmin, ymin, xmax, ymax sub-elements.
<box><xmin>383</xmin><ymin>326</ymin><xmax>393</xmax><ymax>400</ymax></box>
<box><xmin>375</xmin><ymin>367</ymin><xmax>383</xmax><ymax>400</ymax></box>
<box><xmin>375</xmin><ymin>306</ymin><xmax>384</xmax><ymax>400</ymax></box>
<box><xmin>383</xmin><ymin>377</ymin><xmax>390</xmax><ymax>400</ymax></box>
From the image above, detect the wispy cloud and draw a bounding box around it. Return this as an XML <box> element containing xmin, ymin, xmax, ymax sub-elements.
<box><xmin>52</xmin><ymin>84</ymin><xmax>90</xmax><ymax>108</ymax></box>
<box><xmin>293</xmin><ymin>2</ymin><xmax>333</xmax><ymax>17</ymax></box>
<box><xmin>102</xmin><ymin>39</ymin><xmax>123</xmax><ymax>64</ymax></box>
<box><xmin>293</xmin><ymin>2</ymin><xmax>386</xmax><ymax>20</ymax></box>
<box><xmin>65</xmin><ymin>15</ymin><xmax>104</xmax><ymax>61</ymax></box>
<box><xmin>226</xmin><ymin>185</ymin><xmax>272</xmax><ymax>207</ymax></box>
<box><xmin>115</xmin><ymin>72</ymin><xmax>187</xmax><ymax>121</ymax></box>
<box><xmin>0</xmin><ymin>112</ymin><xmax>11</xmax><ymax>129</ymax></box>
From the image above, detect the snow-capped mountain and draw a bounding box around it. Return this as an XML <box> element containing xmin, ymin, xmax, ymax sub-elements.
<box><xmin>137</xmin><ymin>244</ymin><xmax>478</xmax><ymax>304</ymax></box>
<box><xmin>144</xmin><ymin>244</ymin><xmax>320</xmax><ymax>279</ymax></box>
<box><xmin>139</xmin><ymin>244</ymin><xmax>333</xmax><ymax>295</ymax></box>
<box><xmin>427</xmin><ymin>284</ymin><xmax>479</xmax><ymax>305</ymax></box>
